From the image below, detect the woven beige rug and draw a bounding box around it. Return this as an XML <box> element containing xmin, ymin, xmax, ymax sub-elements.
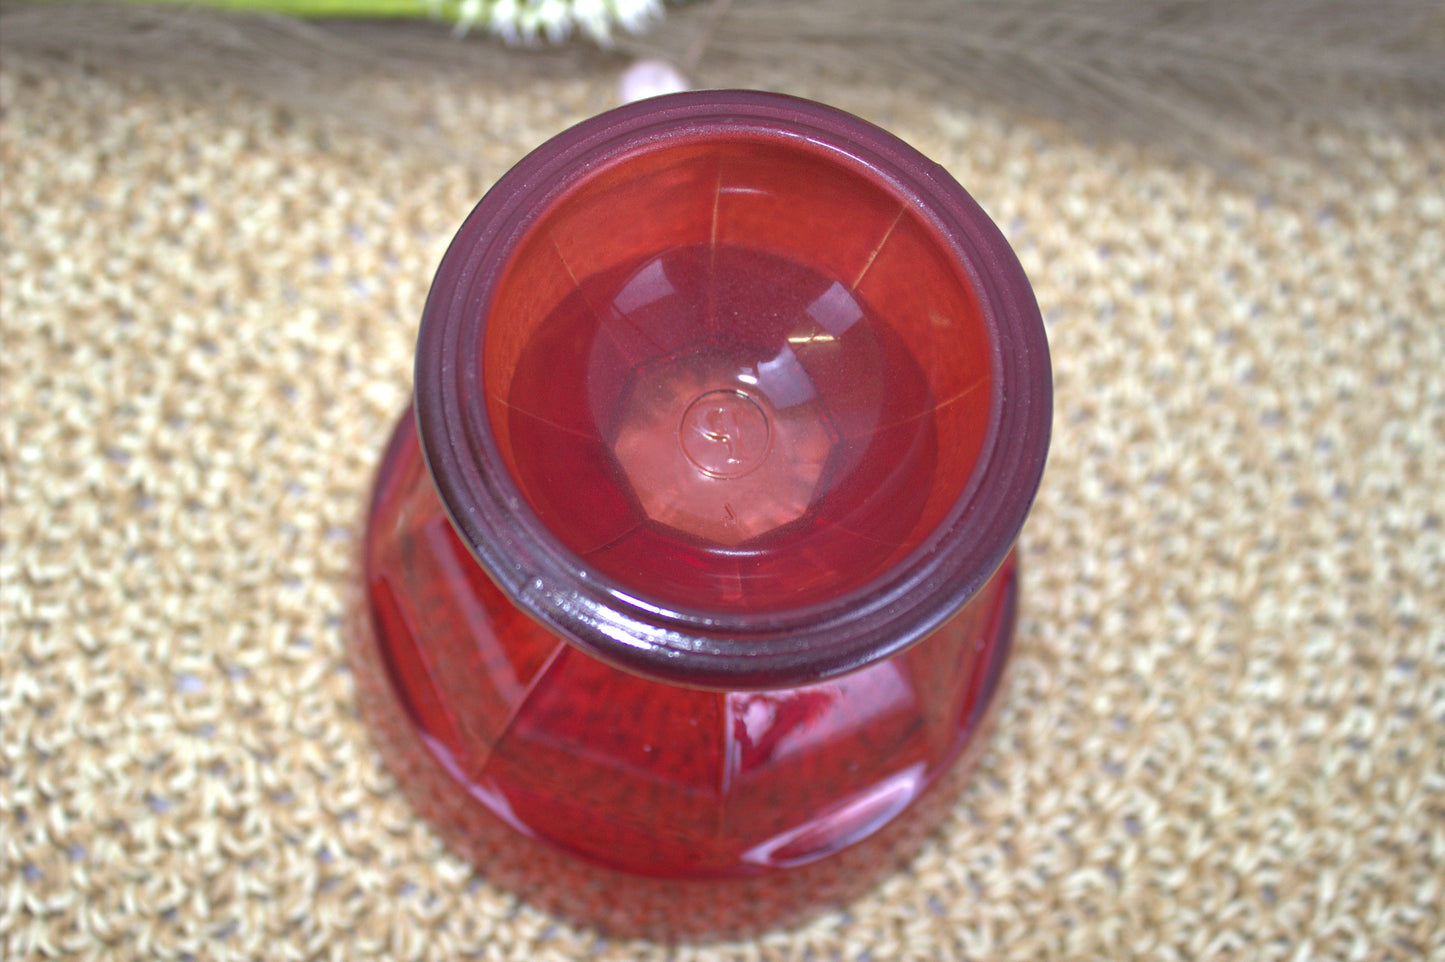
<box><xmin>2</xmin><ymin>24</ymin><xmax>1442</xmax><ymax>962</ymax></box>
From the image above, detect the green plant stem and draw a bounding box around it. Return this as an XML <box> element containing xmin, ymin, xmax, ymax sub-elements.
<box><xmin>32</xmin><ymin>0</ymin><xmax>439</xmax><ymax>19</ymax></box>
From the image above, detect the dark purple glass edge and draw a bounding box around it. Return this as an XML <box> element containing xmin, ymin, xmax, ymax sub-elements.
<box><xmin>413</xmin><ymin>90</ymin><xmax>1052</xmax><ymax>689</ymax></box>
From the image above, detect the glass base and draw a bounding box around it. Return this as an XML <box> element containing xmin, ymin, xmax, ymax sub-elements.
<box><xmin>347</xmin><ymin>407</ymin><xmax>1016</xmax><ymax>939</ymax></box>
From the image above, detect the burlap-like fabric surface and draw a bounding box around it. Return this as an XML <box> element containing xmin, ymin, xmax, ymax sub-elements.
<box><xmin>2</xmin><ymin>37</ymin><xmax>1442</xmax><ymax>962</ymax></box>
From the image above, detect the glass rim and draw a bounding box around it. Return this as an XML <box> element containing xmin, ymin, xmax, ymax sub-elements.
<box><xmin>414</xmin><ymin>89</ymin><xmax>1051</xmax><ymax>689</ymax></box>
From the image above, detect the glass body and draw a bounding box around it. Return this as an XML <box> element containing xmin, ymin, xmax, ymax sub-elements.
<box><xmin>348</xmin><ymin>91</ymin><xmax>1051</xmax><ymax>939</ymax></box>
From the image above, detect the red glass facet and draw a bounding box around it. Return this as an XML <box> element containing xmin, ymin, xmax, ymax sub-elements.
<box><xmin>356</xmin><ymin>411</ymin><xmax>1016</xmax><ymax>933</ymax></box>
<box><xmin>348</xmin><ymin>91</ymin><xmax>1050</xmax><ymax>939</ymax></box>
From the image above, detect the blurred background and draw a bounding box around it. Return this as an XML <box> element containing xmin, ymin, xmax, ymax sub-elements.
<box><xmin>2</xmin><ymin>2</ymin><xmax>1442</xmax><ymax>960</ymax></box>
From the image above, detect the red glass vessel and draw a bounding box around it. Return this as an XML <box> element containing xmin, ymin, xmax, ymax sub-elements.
<box><xmin>349</xmin><ymin>91</ymin><xmax>1051</xmax><ymax>939</ymax></box>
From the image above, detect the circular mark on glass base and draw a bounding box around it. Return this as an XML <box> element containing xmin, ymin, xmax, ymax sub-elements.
<box><xmin>679</xmin><ymin>389</ymin><xmax>772</xmax><ymax>479</ymax></box>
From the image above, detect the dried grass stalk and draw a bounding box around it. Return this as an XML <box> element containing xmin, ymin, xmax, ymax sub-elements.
<box><xmin>2</xmin><ymin>0</ymin><xmax>1442</xmax><ymax>166</ymax></box>
<box><xmin>619</xmin><ymin>0</ymin><xmax>1445</xmax><ymax>160</ymax></box>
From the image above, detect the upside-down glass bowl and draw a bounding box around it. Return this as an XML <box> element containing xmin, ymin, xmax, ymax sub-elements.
<box><xmin>348</xmin><ymin>90</ymin><xmax>1050</xmax><ymax>938</ymax></box>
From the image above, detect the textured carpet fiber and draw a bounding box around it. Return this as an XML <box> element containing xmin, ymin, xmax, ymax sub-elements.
<box><xmin>2</xmin><ymin>41</ymin><xmax>1442</xmax><ymax>962</ymax></box>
